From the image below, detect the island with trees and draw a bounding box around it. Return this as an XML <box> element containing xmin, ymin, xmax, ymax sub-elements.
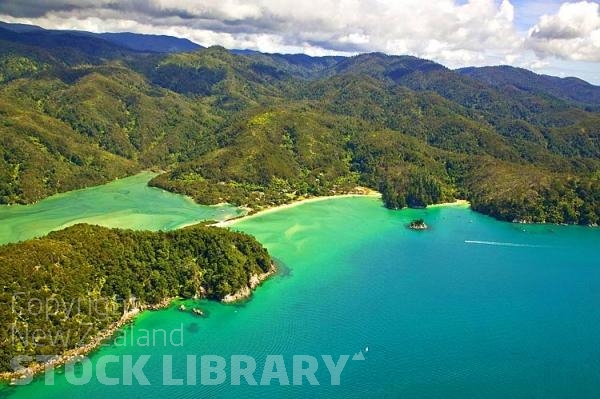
<box><xmin>409</xmin><ymin>219</ymin><xmax>428</xmax><ymax>230</ymax></box>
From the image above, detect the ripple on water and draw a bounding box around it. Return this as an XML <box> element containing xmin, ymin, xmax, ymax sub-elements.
<box><xmin>6</xmin><ymin>197</ymin><xmax>600</xmax><ymax>398</ymax></box>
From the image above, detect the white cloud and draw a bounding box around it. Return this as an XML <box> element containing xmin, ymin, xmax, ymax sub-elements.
<box><xmin>1</xmin><ymin>0</ymin><xmax>600</xmax><ymax>83</ymax></box>
<box><xmin>526</xmin><ymin>1</ymin><xmax>600</xmax><ymax>61</ymax></box>
<box><xmin>339</xmin><ymin>33</ymin><xmax>370</xmax><ymax>45</ymax></box>
<box><xmin>527</xmin><ymin>59</ymin><xmax>551</xmax><ymax>70</ymax></box>
<box><xmin>0</xmin><ymin>0</ymin><xmax>522</xmax><ymax>66</ymax></box>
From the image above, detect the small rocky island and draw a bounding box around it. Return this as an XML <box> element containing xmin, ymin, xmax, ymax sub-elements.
<box><xmin>409</xmin><ymin>219</ymin><xmax>428</xmax><ymax>230</ymax></box>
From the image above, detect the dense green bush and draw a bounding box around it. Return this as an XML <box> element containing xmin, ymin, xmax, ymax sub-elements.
<box><xmin>1</xmin><ymin>32</ymin><xmax>599</xmax><ymax>223</ymax></box>
<box><xmin>0</xmin><ymin>223</ymin><xmax>272</xmax><ymax>371</ymax></box>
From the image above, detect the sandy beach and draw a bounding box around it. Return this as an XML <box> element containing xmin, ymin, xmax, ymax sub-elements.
<box><xmin>213</xmin><ymin>191</ymin><xmax>381</xmax><ymax>228</ymax></box>
<box><xmin>0</xmin><ymin>193</ymin><xmax>469</xmax><ymax>383</ymax></box>
<box><xmin>427</xmin><ymin>199</ymin><xmax>470</xmax><ymax>208</ymax></box>
<box><xmin>212</xmin><ymin>194</ymin><xmax>471</xmax><ymax>228</ymax></box>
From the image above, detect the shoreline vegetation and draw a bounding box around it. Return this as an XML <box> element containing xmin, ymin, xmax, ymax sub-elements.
<box><xmin>213</xmin><ymin>187</ymin><xmax>382</xmax><ymax>228</ymax></box>
<box><xmin>214</xmin><ymin>196</ymin><xmax>469</xmax><ymax>228</ymax></box>
<box><xmin>0</xmin><ymin>298</ymin><xmax>172</xmax><ymax>384</ymax></box>
<box><xmin>0</xmin><ymin>261</ymin><xmax>276</xmax><ymax>385</ymax></box>
<box><xmin>1</xmin><ymin>30</ymin><xmax>599</xmax><ymax>226</ymax></box>
<box><xmin>221</xmin><ymin>262</ymin><xmax>277</xmax><ymax>303</ymax></box>
<box><xmin>409</xmin><ymin>219</ymin><xmax>429</xmax><ymax>230</ymax></box>
<box><xmin>0</xmin><ymin>188</ymin><xmax>595</xmax><ymax>384</ymax></box>
<box><xmin>0</xmin><ymin>224</ymin><xmax>273</xmax><ymax>383</ymax></box>
<box><xmin>0</xmin><ymin>191</ymin><xmax>593</xmax><ymax>385</ymax></box>
<box><xmin>0</xmin><ymin>261</ymin><xmax>277</xmax><ymax>384</ymax></box>
<box><xmin>0</xmin><ymin>189</ymin><xmax>460</xmax><ymax>385</ymax></box>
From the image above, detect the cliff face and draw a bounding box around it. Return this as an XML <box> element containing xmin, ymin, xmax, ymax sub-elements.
<box><xmin>221</xmin><ymin>263</ymin><xmax>277</xmax><ymax>303</ymax></box>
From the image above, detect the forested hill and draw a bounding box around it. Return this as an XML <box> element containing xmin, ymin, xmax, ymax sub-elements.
<box><xmin>458</xmin><ymin>65</ymin><xmax>600</xmax><ymax>110</ymax></box>
<box><xmin>0</xmin><ymin>223</ymin><xmax>272</xmax><ymax>372</ymax></box>
<box><xmin>1</xmin><ymin>23</ymin><xmax>599</xmax><ymax>225</ymax></box>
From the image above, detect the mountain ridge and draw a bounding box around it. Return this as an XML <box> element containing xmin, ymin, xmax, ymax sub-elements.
<box><xmin>0</xmin><ymin>21</ymin><xmax>203</xmax><ymax>53</ymax></box>
<box><xmin>0</xmin><ymin>23</ymin><xmax>599</xmax><ymax>225</ymax></box>
<box><xmin>458</xmin><ymin>65</ymin><xmax>600</xmax><ymax>109</ymax></box>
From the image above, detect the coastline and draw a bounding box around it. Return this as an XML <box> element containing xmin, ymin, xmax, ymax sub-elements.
<box><xmin>212</xmin><ymin>196</ymin><xmax>470</xmax><ymax>228</ymax></box>
<box><xmin>0</xmin><ymin>297</ymin><xmax>174</xmax><ymax>384</ymax></box>
<box><xmin>213</xmin><ymin>190</ymin><xmax>381</xmax><ymax>228</ymax></box>
<box><xmin>0</xmin><ymin>261</ymin><xmax>279</xmax><ymax>384</ymax></box>
<box><xmin>221</xmin><ymin>262</ymin><xmax>278</xmax><ymax>303</ymax></box>
<box><xmin>427</xmin><ymin>199</ymin><xmax>470</xmax><ymax>208</ymax></box>
<box><xmin>0</xmin><ymin>196</ymin><xmax>512</xmax><ymax>385</ymax></box>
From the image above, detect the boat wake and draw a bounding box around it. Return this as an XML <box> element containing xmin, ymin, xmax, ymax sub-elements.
<box><xmin>464</xmin><ymin>240</ymin><xmax>546</xmax><ymax>248</ymax></box>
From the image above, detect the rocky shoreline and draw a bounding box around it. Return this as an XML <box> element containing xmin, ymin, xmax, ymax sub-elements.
<box><xmin>408</xmin><ymin>219</ymin><xmax>428</xmax><ymax>230</ymax></box>
<box><xmin>221</xmin><ymin>262</ymin><xmax>277</xmax><ymax>303</ymax></box>
<box><xmin>512</xmin><ymin>218</ymin><xmax>599</xmax><ymax>227</ymax></box>
<box><xmin>0</xmin><ymin>263</ymin><xmax>277</xmax><ymax>384</ymax></box>
<box><xmin>0</xmin><ymin>297</ymin><xmax>174</xmax><ymax>384</ymax></box>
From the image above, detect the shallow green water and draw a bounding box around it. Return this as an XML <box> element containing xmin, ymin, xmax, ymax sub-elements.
<box><xmin>3</xmin><ymin>196</ymin><xmax>600</xmax><ymax>398</ymax></box>
<box><xmin>0</xmin><ymin>172</ymin><xmax>243</xmax><ymax>244</ymax></box>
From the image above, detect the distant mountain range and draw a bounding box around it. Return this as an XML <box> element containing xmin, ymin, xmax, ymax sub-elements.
<box><xmin>458</xmin><ymin>66</ymin><xmax>600</xmax><ymax>109</ymax></box>
<box><xmin>0</xmin><ymin>21</ymin><xmax>598</xmax><ymax>225</ymax></box>
<box><xmin>0</xmin><ymin>21</ymin><xmax>202</xmax><ymax>53</ymax></box>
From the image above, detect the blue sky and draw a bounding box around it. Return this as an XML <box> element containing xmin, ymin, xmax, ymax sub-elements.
<box><xmin>512</xmin><ymin>0</ymin><xmax>599</xmax><ymax>84</ymax></box>
<box><xmin>512</xmin><ymin>0</ymin><xmax>564</xmax><ymax>28</ymax></box>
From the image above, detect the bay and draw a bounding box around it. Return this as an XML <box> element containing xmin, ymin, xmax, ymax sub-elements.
<box><xmin>2</xmin><ymin>192</ymin><xmax>600</xmax><ymax>398</ymax></box>
<box><xmin>0</xmin><ymin>171</ymin><xmax>243</xmax><ymax>244</ymax></box>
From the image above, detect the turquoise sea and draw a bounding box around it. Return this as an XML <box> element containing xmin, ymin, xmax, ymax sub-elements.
<box><xmin>0</xmin><ymin>172</ymin><xmax>243</xmax><ymax>245</ymax></box>
<box><xmin>2</xmin><ymin>177</ymin><xmax>600</xmax><ymax>398</ymax></box>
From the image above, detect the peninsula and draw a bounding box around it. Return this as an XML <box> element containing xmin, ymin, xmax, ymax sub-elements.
<box><xmin>0</xmin><ymin>223</ymin><xmax>273</xmax><ymax>382</ymax></box>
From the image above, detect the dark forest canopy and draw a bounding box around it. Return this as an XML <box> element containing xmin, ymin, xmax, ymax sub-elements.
<box><xmin>0</xmin><ymin>26</ymin><xmax>599</xmax><ymax>224</ymax></box>
<box><xmin>0</xmin><ymin>223</ymin><xmax>272</xmax><ymax>372</ymax></box>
